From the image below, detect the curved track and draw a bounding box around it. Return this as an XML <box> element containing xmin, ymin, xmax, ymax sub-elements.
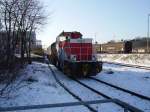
<box><xmin>47</xmin><ymin>57</ymin><xmax>144</xmax><ymax>112</ymax></box>
<box><xmin>103</xmin><ymin>61</ymin><xmax>150</xmax><ymax>70</ymax></box>
<box><xmin>48</xmin><ymin>64</ymin><xmax>97</xmax><ymax>112</ymax></box>
<box><xmin>70</xmin><ymin>77</ymin><xmax>143</xmax><ymax>112</ymax></box>
<box><xmin>48</xmin><ymin>64</ymin><xmax>143</xmax><ymax>112</ymax></box>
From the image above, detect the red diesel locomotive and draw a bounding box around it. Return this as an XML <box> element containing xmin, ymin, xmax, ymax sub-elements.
<box><xmin>48</xmin><ymin>31</ymin><xmax>102</xmax><ymax>77</ymax></box>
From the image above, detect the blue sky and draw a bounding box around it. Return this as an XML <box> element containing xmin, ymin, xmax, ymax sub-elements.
<box><xmin>37</xmin><ymin>0</ymin><xmax>150</xmax><ymax>47</ymax></box>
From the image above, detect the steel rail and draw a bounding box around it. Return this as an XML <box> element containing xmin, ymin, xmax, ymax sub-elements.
<box><xmin>71</xmin><ymin>77</ymin><xmax>143</xmax><ymax>112</ymax></box>
<box><xmin>89</xmin><ymin>77</ymin><xmax>150</xmax><ymax>101</ymax></box>
<box><xmin>103</xmin><ymin>61</ymin><xmax>150</xmax><ymax>70</ymax></box>
<box><xmin>0</xmin><ymin>99</ymin><xmax>114</xmax><ymax>112</ymax></box>
<box><xmin>48</xmin><ymin>64</ymin><xmax>98</xmax><ymax>112</ymax></box>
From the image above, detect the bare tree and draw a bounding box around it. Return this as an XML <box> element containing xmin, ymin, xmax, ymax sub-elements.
<box><xmin>0</xmin><ymin>0</ymin><xmax>47</xmax><ymax>65</ymax></box>
<box><xmin>0</xmin><ymin>0</ymin><xmax>47</xmax><ymax>96</ymax></box>
<box><xmin>0</xmin><ymin>19</ymin><xmax>2</xmax><ymax>30</ymax></box>
<box><xmin>20</xmin><ymin>0</ymin><xmax>46</xmax><ymax>64</ymax></box>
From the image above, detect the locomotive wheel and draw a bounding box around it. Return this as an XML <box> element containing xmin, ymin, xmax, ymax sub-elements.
<box><xmin>98</xmin><ymin>62</ymin><xmax>103</xmax><ymax>72</ymax></box>
<box><xmin>56</xmin><ymin>61</ymin><xmax>61</xmax><ymax>70</ymax></box>
<box><xmin>96</xmin><ymin>66</ymin><xmax>100</xmax><ymax>73</ymax></box>
<box><xmin>63</xmin><ymin>63</ymin><xmax>71</xmax><ymax>76</ymax></box>
<box><xmin>82</xmin><ymin>64</ymin><xmax>89</xmax><ymax>77</ymax></box>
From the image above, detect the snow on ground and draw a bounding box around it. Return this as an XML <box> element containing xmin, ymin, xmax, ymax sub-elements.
<box><xmin>97</xmin><ymin>54</ymin><xmax>150</xmax><ymax>67</ymax></box>
<box><xmin>0</xmin><ymin>62</ymin><xmax>89</xmax><ymax>112</ymax></box>
<box><xmin>51</xmin><ymin>65</ymin><xmax>124</xmax><ymax>112</ymax></box>
<box><xmin>93</xmin><ymin>63</ymin><xmax>150</xmax><ymax>111</ymax></box>
<box><xmin>0</xmin><ymin>61</ymin><xmax>150</xmax><ymax>112</ymax></box>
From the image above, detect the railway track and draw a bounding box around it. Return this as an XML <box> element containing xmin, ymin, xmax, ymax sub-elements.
<box><xmin>88</xmin><ymin>77</ymin><xmax>150</xmax><ymax>101</ymax></box>
<box><xmin>48</xmin><ymin>64</ymin><xmax>98</xmax><ymax>112</ymax></box>
<box><xmin>103</xmin><ymin>61</ymin><xmax>150</xmax><ymax>70</ymax></box>
<box><xmin>70</xmin><ymin>77</ymin><xmax>143</xmax><ymax>112</ymax></box>
<box><xmin>48</xmin><ymin>64</ymin><xmax>144</xmax><ymax>112</ymax></box>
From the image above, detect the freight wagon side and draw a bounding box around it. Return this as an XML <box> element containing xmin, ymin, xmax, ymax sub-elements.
<box><xmin>101</xmin><ymin>42</ymin><xmax>124</xmax><ymax>53</ymax></box>
<box><xmin>100</xmin><ymin>41</ymin><xmax>132</xmax><ymax>54</ymax></box>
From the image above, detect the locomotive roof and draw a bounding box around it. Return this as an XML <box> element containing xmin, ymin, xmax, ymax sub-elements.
<box><xmin>57</xmin><ymin>31</ymin><xmax>83</xmax><ymax>37</ymax></box>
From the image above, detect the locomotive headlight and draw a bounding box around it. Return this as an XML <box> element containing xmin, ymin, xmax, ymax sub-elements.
<box><xmin>70</xmin><ymin>55</ymin><xmax>76</xmax><ymax>61</ymax></box>
<box><xmin>92</xmin><ymin>55</ymin><xmax>97</xmax><ymax>61</ymax></box>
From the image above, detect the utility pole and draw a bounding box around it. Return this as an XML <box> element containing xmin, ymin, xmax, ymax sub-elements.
<box><xmin>147</xmin><ymin>14</ymin><xmax>150</xmax><ymax>53</ymax></box>
<box><xmin>94</xmin><ymin>32</ymin><xmax>97</xmax><ymax>44</ymax></box>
